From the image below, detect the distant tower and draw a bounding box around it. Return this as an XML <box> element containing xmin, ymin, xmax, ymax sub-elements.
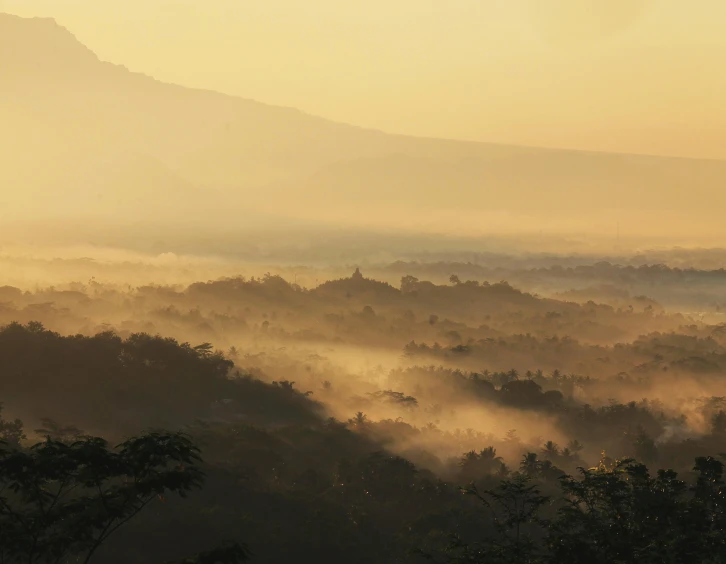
<box><xmin>352</xmin><ymin>267</ymin><xmax>363</xmax><ymax>280</ymax></box>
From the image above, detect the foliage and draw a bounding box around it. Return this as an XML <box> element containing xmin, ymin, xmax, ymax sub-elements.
<box><xmin>0</xmin><ymin>404</ymin><xmax>25</xmax><ymax>449</ymax></box>
<box><xmin>548</xmin><ymin>456</ymin><xmax>726</xmax><ymax>563</ymax></box>
<box><xmin>0</xmin><ymin>432</ymin><xmax>204</xmax><ymax>563</ymax></box>
<box><xmin>447</xmin><ymin>474</ymin><xmax>550</xmax><ymax>563</ymax></box>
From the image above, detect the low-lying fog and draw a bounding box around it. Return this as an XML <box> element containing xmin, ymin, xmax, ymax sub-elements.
<box><xmin>4</xmin><ymin>239</ymin><xmax>726</xmax><ymax>476</ymax></box>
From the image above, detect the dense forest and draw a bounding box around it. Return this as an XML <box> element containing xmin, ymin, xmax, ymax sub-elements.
<box><xmin>3</xmin><ymin>268</ymin><xmax>726</xmax><ymax>562</ymax></box>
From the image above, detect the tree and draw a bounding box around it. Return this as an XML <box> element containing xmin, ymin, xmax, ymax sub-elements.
<box><xmin>193</xmin><ymin>343</ymin><xmax>215</xmax><ymax>358</ymax></box>
<box><xmin>631</xmin><ymin>427</ymin><xmax>659</xmax><ymax>465</ymax></box>
<box><xmin>34</xmin><ymin>418</ymin><xmax>86</xmax><ymax>444</ymax></box>
<box><xmin>0</xmin><ymin>432</ymin><xmax>205</xmax><ymax>563</ymax></box>
<box><xmin>712</xmin><ymin>410</ymin><xmax>726</xmax><ymax>435</ymax></box>
<box><xmin>368</xmin><ymin>390</ymin><xmax>418</xmax><ymax>408</ymax></box>
<box><xmin>459</xmin><ymin>447</ymin><xmax>504</xmax><ymax>483</ymax></box>
<box><xmin>503</xmin><ymin>429</ymin><xmax>520</xmax><ymax>444</ymax></box>
<box><xmin>272</xmin><ymin>380</ymin><xmax>296</xmax><ymax>391</ymax></box>
<box><xmin>519</xmin><ymin>453</ymin><xmax>563</xmax><ymax>483</ymax></box>
<box><xmin>690</xmin><ymin>456</ymin><xmax>726</xmax><ymax>557</ymax></box>
<box><xmin>541</xmin><ymin>441</ymin><xmax>560</xmax><ymax>460</ymax></box>
<box><xmin>348</xmin><ymin>412</ymin><xmax>369</xmax><ymax>428</ymax></box>
<box><xmin>566</xmin><ymin>440</ymin><xmax>584</xmax><ymax>454</ymax></box>
<box><xmin>548</xmin><ymin>458</ymin><xmax>699</xmax><ymax>564</ymax></box>
<box><xmin>400</xmin><ymin>275</ymin><xmax>419</xmax><ymax>294</ymax></box>
<box><xmin>356</xmin><ymin>451</ymin><xmax>418</xmax><ymax>501</ymax></box>
<box><xmin>0</xmin><ymin>403</ymin><xmax>25</xmax><ymax>449</ymax></box>
<box><xmin>443</xmin><ymin>474</ymin><xmax>549</xmax><ymax>563</ymax></box>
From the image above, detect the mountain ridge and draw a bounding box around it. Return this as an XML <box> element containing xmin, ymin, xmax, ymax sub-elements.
<box><xmin>5</xmin><ymin>11</ymin><xmax>722</xmax><ymax>162</ymax></box>
<box><xmin>4</xmin><ymin>11</ymin><xmax>726</xmax><ymax>240</ymax></box>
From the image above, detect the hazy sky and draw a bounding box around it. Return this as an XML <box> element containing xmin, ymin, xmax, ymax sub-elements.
<box><xmin>4</xmin><ymin>0</ymin><xmax>726</xmax><ymax>158</ymax></box>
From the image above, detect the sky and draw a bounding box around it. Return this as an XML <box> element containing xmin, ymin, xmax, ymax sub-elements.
<box><xmin>3</xmin><ymin>0</ymin><xmax>726</xmax><ymax>159</ymax></box>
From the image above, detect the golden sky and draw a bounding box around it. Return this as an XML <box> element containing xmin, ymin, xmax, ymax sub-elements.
<box><xmin>4</xmin><ymin>0</ymin><xmax>726</xmax><ymax>159</ymax></box>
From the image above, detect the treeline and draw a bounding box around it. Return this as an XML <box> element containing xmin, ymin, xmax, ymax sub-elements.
<box><xmin>382</xmin><ymin>259</ymin><xmax>726</xmax><ymax>313</ymax></box>
<box><xmin>403</xmin><ymin>328</ymin><xmax>726</xmax><ymax>381</ymax></box>
<box><xmin>3</xmin><ymin>413</ymin><xmax>726</xmax><ymax>563</ymax></box>
<box><xmin>0</xmin><ymin>271</ymin><xmax>687</xmax><ymax>352</ymax></box>
<box><xmin>427</xmin><ymin>453</ymin><xmax>726</xmax><ymax>563</ymax></box>
<box><xmin>0</xmin><ymin>322</ymin><xmax>322</xmax><ymax>436</ymax></box>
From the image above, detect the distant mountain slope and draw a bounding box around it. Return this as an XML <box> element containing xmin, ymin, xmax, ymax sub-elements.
<box><xmin>3</xmin><ymin>12</ymin><xmax>726</xmax><ymax>237</ymax></box>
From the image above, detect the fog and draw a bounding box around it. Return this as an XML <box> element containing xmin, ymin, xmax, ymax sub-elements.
<box><xmin>3</xmin><ymin>262</ymin><xmax>725</xmax><ymax>459</ymax></box>
<box><xmin>3</xmin><ymin>7</ymin><xmax>726</xmax><ymax>563</ymax></box>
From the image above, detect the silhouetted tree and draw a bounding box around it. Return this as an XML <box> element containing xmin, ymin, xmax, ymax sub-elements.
<box><xmin>0</xmin><ymin>432</ymin><xmax>204</xmax><ymax>563</ymax></box>
<box><xmin>0</xmin><ymin>403</ymin><xmax>25</xmax><ymax>449</ymax></box>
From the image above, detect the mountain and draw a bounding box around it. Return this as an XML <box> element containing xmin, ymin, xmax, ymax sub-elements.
<box><xmin>3</xmin><ymin>12</ymin><xmax>726</xmax><ymax>240</ymax></box>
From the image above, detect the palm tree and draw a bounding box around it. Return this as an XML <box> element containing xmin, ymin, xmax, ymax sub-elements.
<box><xmin>479</xmin><ymin>447</ymin><xmax>503</xmax><ymax>472</ymax></box>
<box><xmin>495</xmin><ymin>462</ymin><xmax>511</xmax><ymax>478</ymax></box>
<box><xmin>566</xmin><ymin>439</ymin><xmax>584</xmax><ymax>453</ymax></box>
<box><xmin>348</xmin><ymin>412</ymin><xmax>369</xmax><ymax>427</ymax></box>
<box><xmin>542</xmin><ymin>441</ymin><xmax>560</xmax><ymax>459</ymax></box>
<box><xmin>460</xmin><ymin>447</ymin><xmax>504</xmax><ymax>481</ymax></box>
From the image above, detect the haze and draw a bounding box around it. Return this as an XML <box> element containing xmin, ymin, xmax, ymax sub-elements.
<box><xmin>6</xmin><ymin>3</ymin><xmax>726</xmax><ymax>562</ymax></box>
<box><xmin>3</xmin><ymin>2</ymin><xmax>726</xmax><ymax>250</ymax></box>
<box><xmin>4</xmin><ymin>0</ymin><xmax>726</xmax><ymax>159</ymax></box>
